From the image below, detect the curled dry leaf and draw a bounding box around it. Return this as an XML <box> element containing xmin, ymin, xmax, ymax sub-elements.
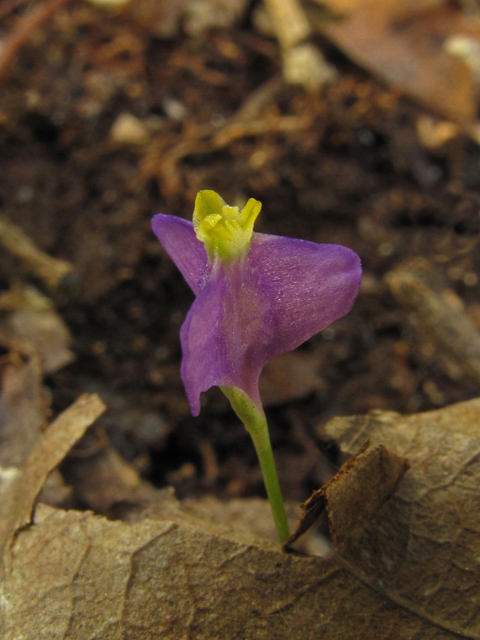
<box><xmin>0</xmin><ymin>393</ymin><xmax>106</xmax><ymax>555</ymax></box>
<box><xmin>326</xmin><ymin>445</ymin><xmax>409</xmax><ymax>555</ymax></box>
<box><xmin>286</xmin><ymin>443</ymin><xmax>409</xmax><ymax>548</ymax></box>
<box><xmin>0</xmin><ymin>388</ymin><xmax>105</xmax><ymax>634</ymax></box>
<box><xmin>325</xmin><ymin>397</ymin><xmax>480</xmax><ymax>639</ymax></box>
<box><xmin>0</xmin><ymin>341</ymin><xmax>46</xmax><ymax>472</ymax></box>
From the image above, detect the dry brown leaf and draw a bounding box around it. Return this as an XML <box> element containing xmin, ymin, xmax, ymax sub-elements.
<box><xmin>141</xmin><ymin>491</ymin><xmax>299</xmax><ymax>544</ymax></box>
<box><xmin>0</xmin><ymin>284</ymin><xmax>75</xmax><ymax>374</ymax></box>
<box><xmin>5</xmin><ymin>398</ymin><xmax>480</xmax><ymax>638</ymax></box>
<box><xmin>0</xmin><ymin>329</ymin><xmax>106</xmax><ymax>635</ymax></box>
<box><xmin>0</xmin><ymin>342</ymin><xmax>46</xmax><ymax>474</ymax></box>
<box><xmin>0</xmin><ymin>344</ymin><xmax>48</xmax><ymax>580</ymax></box>
<box><xmin>286</xmin><ymin>443</ymin><xmax>409</xmax><ymax>547</ymax></box>
<box><xmin>0</xmin><ymin>393</ymin><xmax>106</xmax><ymax>555</ymax></box>
<box><xmin>1</xmin><ymin>498</ymin><xmax>464</xmax><ymax>640</ymax></box>
<box><xmin>6</xmin><ymin>309</ymin><xmax>74</xmax><ymax>374</ymax></box>
<box><xmin>310</xmin><ymin>0</ymin><xmax>480</xmax><ymax>123</ymax></box>
<box><xmin>325</xmin><ymin>397</ymin><xmax>480</xmax><ymax>639</ymax></box>
<box><xmin>326</xmin><ymin>445</ymin><xmax>409</xmax><ymax>555</ymax></box>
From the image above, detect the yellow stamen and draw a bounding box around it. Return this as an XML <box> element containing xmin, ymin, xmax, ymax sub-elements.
<box><xmin>193</xmin><ymin>190</ymin><xmax>262</xmax><ymax>260</ymax></box>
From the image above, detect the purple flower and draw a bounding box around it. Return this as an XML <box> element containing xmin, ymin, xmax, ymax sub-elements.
<box><xmin>152</xmin><ymin>191</ymin><xmax>361</xmax><ymax>416</ymax></box>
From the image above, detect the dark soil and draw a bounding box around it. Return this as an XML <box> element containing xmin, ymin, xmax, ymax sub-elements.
<box><xmin>1</xmin><ymin>0</ymin><xmax>480</xmax><ymax>507</ymax></box>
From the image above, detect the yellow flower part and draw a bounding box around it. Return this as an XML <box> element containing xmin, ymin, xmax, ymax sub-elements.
<box><xmin>193</xmin><ymin>190</ymin><xmax>262</xmax><ymax>261</ymax></box>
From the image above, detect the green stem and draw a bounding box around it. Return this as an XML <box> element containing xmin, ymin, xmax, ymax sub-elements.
<box><xmin>249</xmin><ymin>420</ymin><xmax>290</xmax><ymax>544</ymax></box>
<box><xmin>221</xmin><ymin>386</ymin><xmax>290</xmax><ymax>545</ymax></box>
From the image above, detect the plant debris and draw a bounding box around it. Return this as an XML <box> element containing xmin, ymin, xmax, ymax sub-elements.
<box><xmin>3</xmin><ymin>396</ymin><xmax>480</xmax><ymax>638</ymax></box>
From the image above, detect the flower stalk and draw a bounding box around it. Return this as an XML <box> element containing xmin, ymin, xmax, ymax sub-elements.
<box><xmin>222</xmin><ymin>385</ymin><xmax>290</xmax><ymax>543</ymax></box>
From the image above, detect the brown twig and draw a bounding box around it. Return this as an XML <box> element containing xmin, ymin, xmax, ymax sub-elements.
<box><xmin>150</xmin><ymin>113</ymin><xmax>312</xmax><ymax>198</ymax></box>
<box><xmin>262</xmin><ymin>0</ymin><xmax>335</xmax><ymax>88</ymax></box>
<box><xmin>0</xmin><ymin>214</ymin><xmax>74</xmax><ymax>289</ymax></box>
<box><xmin>263</xmin><ymin>0</ymin><xmax>310</xmax><ymax>51</ymax></box>
<box><xmin>140</xmin><ymin>76</ymin><xmax>313</xmax><ymax>198</ymax></box>
<box><xmin>0</xmin><ymin>0</ymin><xmax>71</xmax><ymax>83</ymax></box>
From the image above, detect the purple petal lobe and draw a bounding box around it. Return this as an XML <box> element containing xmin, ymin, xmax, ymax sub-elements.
<box><xmin>179</xmin><ymin>232</ymin><xmax>361</xmax><ymax>415</ymax></box>
<box><xmin>247</xmin><ymin>232</ymin><xmax>362</xmax><ymax>361</ymax></box>
<box><xmin>180</xmin><ymin>259</ymin><xmax>265</xmax><ymax>415</ymax></box>
<box><xmin>151</xmin><ymin>215</ymin><xmax>207</xmax><ymax>294</ymax></box>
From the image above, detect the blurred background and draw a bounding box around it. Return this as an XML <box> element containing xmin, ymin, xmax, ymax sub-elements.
<box><xmin>1</xmin><ymin>0</ymin><xmax>480</xmax><ymax>515</ymax></box>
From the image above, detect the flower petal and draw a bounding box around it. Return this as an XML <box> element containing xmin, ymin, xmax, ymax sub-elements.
<box><xmin>151</xmin><ymin>215</ymin><xmax>207</xmax><ymax>294</ymax></box>
<box><xmin>246</xmin><ymin>232</ymin><xmax>362</xmax><ymax>362</ymax></box>
<box><xmin>180</xmin><ymin>260</ymin><xmax>265</xmax><ymax>415</ymax></box>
